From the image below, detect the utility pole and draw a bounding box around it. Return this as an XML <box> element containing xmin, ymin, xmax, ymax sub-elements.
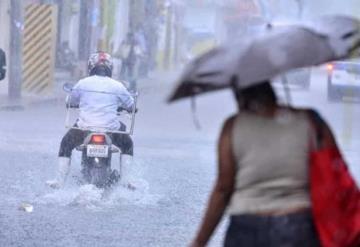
<box><xmin>79</xmin><ymin>0</ymin><xmax>92</xmax><ymax>60</ymax></box>
<box><xmin>9</xmin><ymin>0</ymin><xmax>23</xmax><ymax>101</ymax></box>
<box><xmin>164</xmin><ymin>4</ymin><xmax>173</xmax><ymax>70</ymax></box>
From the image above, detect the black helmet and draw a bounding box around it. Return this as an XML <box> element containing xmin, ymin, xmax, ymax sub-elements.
<box><xmin>88</xmin><ymin>51</ymin><xmax>113</xmax><ymax>77</ymax></box>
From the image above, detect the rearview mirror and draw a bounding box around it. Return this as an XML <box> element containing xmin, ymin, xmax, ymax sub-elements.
<box><xmin>63</xmin><ymin>82</ymin><xmax>73</xmax><ymax>93</ymax></box>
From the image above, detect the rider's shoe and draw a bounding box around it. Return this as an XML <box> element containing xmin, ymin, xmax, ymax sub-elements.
<box><xmin>125</xmin><ymin>183</ymin><xmax>136</xmax><ymax>191</ymax></box>
<box><xmin>109</xmin><ymin>169</ymin><xmax>120</xmax><ymax>185</ymax></box>
<box><xmin>120</xmin><ymin>154</ymin><xmax>136</xmax><ymax>190</ymax></box>
<box><xmin>46</xmin><ymin>157</ymin><xmax>71</xmax><ymax>189</ymax></box>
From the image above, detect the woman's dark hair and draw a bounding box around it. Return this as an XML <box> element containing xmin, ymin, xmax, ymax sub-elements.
<box><xmin>232</xmin><ymin>81</ymin><xmax>277</xmax><ymax>111</ymax></box>
<box><xmin>89</xmin><ymin>65</ymin><xmax>112</xmax><ymax>77</ymax></box>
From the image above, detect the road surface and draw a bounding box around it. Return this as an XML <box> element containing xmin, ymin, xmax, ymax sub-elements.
<box><xmin>0</xmin><ymin>68</ymin><xmax>358</xmax><ymax>247</ymax></box>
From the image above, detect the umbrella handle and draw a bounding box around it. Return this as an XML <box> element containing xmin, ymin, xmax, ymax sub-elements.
<box><xmin>281</xmin><ymin>75</ymin><xmax>292</xmax><ymax>106</ymax></box>
<box><xmin>191</xmin><ymin>97</ymin><xmax>201</xmax><ymax>130</ymax></box>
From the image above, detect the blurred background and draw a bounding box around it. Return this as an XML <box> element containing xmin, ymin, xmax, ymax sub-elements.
<box><xmin>0</xmin><ymin>1</ymin><xmax>360</xmax><ymax>247</ymax></box>
<box><xmin>1</xmin><ymin>0</ymin><xmax>359</xmax><ymax>99</ymax></box>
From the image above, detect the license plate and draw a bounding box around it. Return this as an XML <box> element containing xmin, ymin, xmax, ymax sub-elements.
<box><xmin>87</xmin><ymin>145</ymin><xmax>109</xmax><ymax>157</ymax></box>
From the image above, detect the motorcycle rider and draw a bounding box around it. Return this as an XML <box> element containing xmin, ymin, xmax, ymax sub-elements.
<box><xmin>46</xmin><ymin>51</ymin><xmax>136</xmax><ymax>189</ymax></box>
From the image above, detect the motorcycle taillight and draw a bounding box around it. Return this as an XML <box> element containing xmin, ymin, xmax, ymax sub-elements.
<box><xmin>91</xmin><ymin>134</ymin><xmax>105</xmax><ymax>144</ymax></box>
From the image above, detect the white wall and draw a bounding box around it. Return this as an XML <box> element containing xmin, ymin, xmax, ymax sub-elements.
<box><xmin>113</xmin><ymin>0</ymin><xmax>129</xmax><ymax>51</ymax></box>
<box><xmin>111</xmin><ymin>0</ymin><xmax>130</xmax><ymax>78</ymax></box>
<box><xmin>303</xmin><ymin>0</ymin><xmax>360</xmax><ymax>18</ymax></box>
<box><xmin>68</xmin><ymin>0</ymin><xmax>80</xmax><ymax>56</ymax></box>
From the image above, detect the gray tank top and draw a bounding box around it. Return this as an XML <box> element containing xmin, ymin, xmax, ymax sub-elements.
<box><xmin>227</xmin><ymin>109</ymin><xmax>312</xmax><ymax>215</ymax></box>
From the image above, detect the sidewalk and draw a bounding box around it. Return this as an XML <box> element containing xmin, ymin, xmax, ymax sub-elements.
<box><xmin>0</xmin><ymin>70</ymin><xmax>71</xmax><ymax>111</ymax></box>
<box><xmin>0</xmin><ymin>69</ymin><xmax>181</xmax><ymax>111</ymax></box>
<box><xmin>0</xmin><ymin>67</ymin><xmax>179</xmax><ymax>111</ymax></box>
<box><xmin>135</xmin><ymin>69</ymin><xmax>181</xmax><ymax>95</ymax></box>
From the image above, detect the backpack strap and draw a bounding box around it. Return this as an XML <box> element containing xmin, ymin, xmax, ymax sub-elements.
<box><xmin>305</xmin><ymin>109</ymin><xmax>338</xmax><ymax>150</ymax></box>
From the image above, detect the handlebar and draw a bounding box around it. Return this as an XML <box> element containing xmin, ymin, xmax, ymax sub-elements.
<box><xmin>66</xmin><ymin>103</ymin><xmax>137</xmax><ymax>114</ymax></box>
<box><xmin>117</xmin><ymin>106</ymin><xmax>138</xmax><ymax>113</ymax></box>
<box><xmin>66</xmin><ymin>103</ymin><xmax>79</xmax><ymax>109</ymax></box>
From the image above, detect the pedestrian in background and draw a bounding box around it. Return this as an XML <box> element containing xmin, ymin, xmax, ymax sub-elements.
<box><xmin>116</xmin><ymin>33</ymin><xmax>143</xmax><ymax>92</ymax></box>
<box><xmin>56</xmin><ymin>41</ymin><xmax>76</xmax><ymax>74</ymax></box>
<box><xmin>116</xmin><ymin>33</ymin><xmax>142</xmax><ymax>81</ymax></box>
<box><xmin>189</xmin><ymin>81</ymin><xmax>336</xmax><ymax>247</ymax></box>
<box><xmin>0</xmin><ymin>48</ymin><xmax>6</xmax><ymax>81</ymax></box>
<box><xmin>134</xmin><ymin>25</ymin><xmax>149</xmax><ymax>78</ymax></box>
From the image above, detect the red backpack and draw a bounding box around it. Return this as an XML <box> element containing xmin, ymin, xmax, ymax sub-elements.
<box><xmin>308</xmin><ymin>110</ymin><xmax>360</xmax><ymax>247</ymax></box>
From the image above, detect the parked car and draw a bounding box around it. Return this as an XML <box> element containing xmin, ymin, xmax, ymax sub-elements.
<box><xmin>327</xmin><ymin>60</ymin><xmax>360</xmax><ymax>103</ymax></box>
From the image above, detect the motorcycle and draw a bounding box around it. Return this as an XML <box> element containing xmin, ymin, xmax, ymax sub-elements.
<box><xmin>63</xmin><ymin>83</ymin><xmax>137</xmax><ymax>188</ymax></box>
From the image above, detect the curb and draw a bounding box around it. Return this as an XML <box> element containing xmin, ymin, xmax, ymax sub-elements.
<box><xmin>136</xmin><ymin>70</ymin><xmax>180</xmax><ymax>92</ymax></box>
<box><xmin>0</xmin><ymin>70</ymin><xmax>178</xmax><ymax>111</ymax></box>
<box><xmin>0</xmin><ymin>95</ymin><xmax>65</xmax><ymax>111</ymax></box>
<box><xmin>0</xmin><ymin>70</ymin><xmax>71</xmax><ymax>111</ymax></box>
<box><xmin>0</xmin><ymin>104</ymin><xmax>25</xmax><ymax>111</ymax></box>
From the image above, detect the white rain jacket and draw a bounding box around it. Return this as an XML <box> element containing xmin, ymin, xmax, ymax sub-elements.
<box><xmin>68</xmin><ymin>75</ymin><xmax>134</xmax><ymax>130</ymax></box>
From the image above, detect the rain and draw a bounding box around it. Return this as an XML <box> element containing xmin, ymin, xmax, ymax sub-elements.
<box><xmin>0</xmin><ymin>1</ymin><xmax>359</xmax><ymax>246</ymax></box>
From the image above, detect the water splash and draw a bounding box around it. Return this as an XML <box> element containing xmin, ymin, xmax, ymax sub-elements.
<box><xmin>37</xmin><ymin>158</ymin><xmax>162</xmax><ymax>209</ymax></box>
<box><xmin>104</xmin><ymin>178</ymin><xmax>162</xmax><ymax>207</ymax></box>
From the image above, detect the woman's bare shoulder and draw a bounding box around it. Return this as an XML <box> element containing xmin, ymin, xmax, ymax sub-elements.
<box><xmin>218</xmin><ymin>115</ymin><xmax>238</xmax><ymax>140</ymax></box>
<box><xmin>222</xmin><ymin>115</ymin><xmax>237</xmax><ymax>129</ymax></box>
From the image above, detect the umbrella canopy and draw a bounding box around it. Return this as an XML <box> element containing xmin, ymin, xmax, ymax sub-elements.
<box><xmin>168</xmin><ymin>15</ymin><xmax>360</xmax><ymax>102</ymax></box>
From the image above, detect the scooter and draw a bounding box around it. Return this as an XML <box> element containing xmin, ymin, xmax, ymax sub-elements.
<box><xmin>76</xmin><ymin>130</ymin><xmax>121</xmax><ymax>188</ymax></box>
<box><xmin>63</xmin><ymin>83</ymin><xmax>137</xmax><ymax>188</ymax></box>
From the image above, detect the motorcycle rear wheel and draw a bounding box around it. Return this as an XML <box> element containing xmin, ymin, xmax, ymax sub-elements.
<box><xmin>89</xmin><ymin>167</ymin><xmax>110</xmax><ymax>188</ymax></box>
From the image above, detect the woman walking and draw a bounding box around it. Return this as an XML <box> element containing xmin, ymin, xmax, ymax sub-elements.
<box><xmin>189</xmin><ymin>81</ymin><xmax>336</xmax><ymax>247</ymax></box>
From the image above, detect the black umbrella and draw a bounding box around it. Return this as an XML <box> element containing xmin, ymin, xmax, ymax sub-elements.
<box><xmin>168</xmin><ymin>15</ymin><xmax>360</xmax><ymax>102</ymax></box>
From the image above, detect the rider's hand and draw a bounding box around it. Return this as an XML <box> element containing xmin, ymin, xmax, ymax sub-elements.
<box><xmin>66</xmin><ymin>103</ymin><xmax>79</xmax><ymax>109</ymax></box>
<box><xmin>117</xmin><ymin>107</ymin><xmax>138</xmax><ymax>113</ymax></box>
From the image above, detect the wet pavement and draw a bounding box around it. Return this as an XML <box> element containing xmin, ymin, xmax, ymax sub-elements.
<box><xmin>0</xmin><ymin>68</ymin><xmax>359</xmax><ymax>246</ymax></box>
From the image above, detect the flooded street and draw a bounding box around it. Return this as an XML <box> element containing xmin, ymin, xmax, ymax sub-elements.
<box><xmin>0</xmin><ymin>68</ymin><xmax>359</xmax><ymax>247</ymax></box>
<box><xmin>0</xmin><ymin>71</ymin><xmax>233</xmax><ymax>247</ymax></box>
<box><xmin>1</xmin><ymin>0</ymin><xmax>360</xmax><ymax>246</ymax></box>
